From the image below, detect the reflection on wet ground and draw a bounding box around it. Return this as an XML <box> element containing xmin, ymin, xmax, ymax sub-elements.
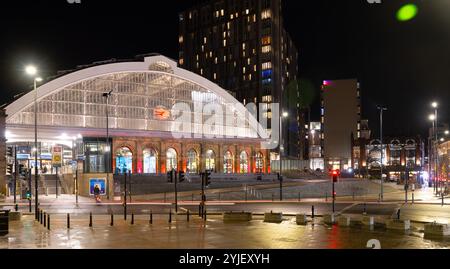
<box><xmin>1</xmin><ymin>215</ymin><xmax>450</xmax><ymax>249</ymax></box>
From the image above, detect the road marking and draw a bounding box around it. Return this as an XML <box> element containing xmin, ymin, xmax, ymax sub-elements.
<box><xmin>337</xmin><ymin>203</ymin><xmax>359</xmax><ymax>215</ymax></box>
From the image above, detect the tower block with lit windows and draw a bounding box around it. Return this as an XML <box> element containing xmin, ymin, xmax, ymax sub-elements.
<box><xmin>178</xmin><ymin>0</ymin><xmax>303</xmax><ymax>159</ymax></box>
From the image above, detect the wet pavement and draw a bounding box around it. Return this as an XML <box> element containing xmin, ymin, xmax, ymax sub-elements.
<box><xmin>2</xmin><ymin>214</ymin><xmax>450</xmax><ymax>249</ymax></box>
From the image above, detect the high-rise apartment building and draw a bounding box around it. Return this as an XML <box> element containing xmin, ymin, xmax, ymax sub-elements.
<box><xmin>321</xmin><ymin>79</ymin><xmax>361</xmax><ymax>171</ymax></box>
<box><xmin>178</xmin><ymin>0</ymin><xmax>302</xmax><ymax>159</ymax></box>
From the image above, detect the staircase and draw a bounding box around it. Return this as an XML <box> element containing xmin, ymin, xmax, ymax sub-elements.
<box><xmin>39</xmin><ymin>175</ymin><xmax>64</xmax><ymax>196</ymax></box>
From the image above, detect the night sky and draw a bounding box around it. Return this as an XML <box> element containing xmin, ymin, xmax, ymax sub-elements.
<box><xmin>0</xmin><ymin>0</ymin><xmax>448</xmax><ymax>138</ymax></box>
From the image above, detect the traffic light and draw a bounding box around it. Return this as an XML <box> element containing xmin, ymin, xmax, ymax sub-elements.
<box><xmin>205</xmin><ymin>170</ymin><xmax>212</xmax><ymax>186</ymax></box>
<box><xmin>178</xmin><ymin>171</ymin><xmax>185</xmax><ymax>183</ymax></box>
<box><xmin>18</xmin><ymin>164</ymin><xmax>26</xmax><ymax>177</ymax></box>
<box><xmin>6</xmin><ymin>146</ymin><xmax>13</xmax><ymax>157</ymax></box>
<box><xmin>332</xmin><ymin>170</ymin><xmax>339</xmax><ymax>183</ymax></box>
<box><xmin>26</xmin><ymin>190</ymin><xmax>31</xmax><ymax>200</ymax></box>
<box><xmin>6</xmin><ymin>164</ymin><xmax>13</xmax><ymax>175</ymax></box>
<box><xmin>167</xmin><ymin>170</ymin><xmax>173</xmax><ymax>183</ymax></box>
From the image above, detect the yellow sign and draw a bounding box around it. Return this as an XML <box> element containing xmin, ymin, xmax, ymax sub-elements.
<box><xmin>52</xmin><ymin>146</ymin><xmax>63</xmax><ymax>168</ymax></box>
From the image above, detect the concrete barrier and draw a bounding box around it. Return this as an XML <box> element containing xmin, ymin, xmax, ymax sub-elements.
<box><xmin>296</xmin><ymin>214</ymin><xmax>308</xmax><ymax>225</ymax></box>
<box><xmin>424</xmin><ymin>222</ymin><xmax>450</xmax><ymax>237</ymax></box>
<box><xmin>362</xmin><ymin>216</ymin><xmax>375</xmax><ymax>226</ymax></box>
<box><xmin>323</xmin><ymin>214</ymin><xmax>336</xmax><ymax>225</ymax></box>
<box><xmin>386</xmin><ymin>219</ymin><xmax>411</xmax><ymax>231</ymax></box>
<box><xmin>337</xmin><ymin>216</ymin><xmax>351</xmax><ymax>227</ymax></box>
<box><xmin>264</xmin><ymin>212</ymin><xmax>283</xmax><ymax>223</ymax></box>
<box><xmin>8</xmin><ymin>212</ymin><xmax>22</xmax><ymax>221</ymax></box>
<box><xmin>223</xmin><ymin>212</ymin><xmax>253</xmax><ymax>222</ymax></box>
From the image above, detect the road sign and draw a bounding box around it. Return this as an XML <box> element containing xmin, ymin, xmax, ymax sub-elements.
<box><xmin>89</xmin><ymin>178</ymin><xmax>106</xmax><ymax>196</ymax></box>
<box><xmin>52</xmin><ymin>146</ymin><xmax>63</xmax><ymax>168</ymax></box>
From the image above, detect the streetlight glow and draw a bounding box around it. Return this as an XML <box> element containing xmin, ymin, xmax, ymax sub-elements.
<box><xmin>431</xmin><ymin>102</ymin><xmax>438</xmax><ymax>108</ymax></box>
<box><xmin>429</xmin><ymin>114</ymin><xmax>436</xmax><ymax>121</ymax></box>
<box><xmin>35</xmin><ymin>77</ymin><xmax>43</xmax><ymax>82</ymax></box>
<box><xmin>282</xmin><ymin>112</ymin><xmax>289</xmax><ymax>118</ymax></box>
<box><xmin>25</xmin><ymin>65</ymin><xmax>37</xmax><ymax>76</ymax></box>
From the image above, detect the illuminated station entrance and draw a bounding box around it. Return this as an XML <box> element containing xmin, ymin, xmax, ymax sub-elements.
<box><xmin>5</xmin><ymin>55</ymin><xmax>270</xmax><ymax>197</ymax></box>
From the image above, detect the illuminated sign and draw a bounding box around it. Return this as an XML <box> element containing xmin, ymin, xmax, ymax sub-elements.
<box><xmin>52</xmin><ymin>146</ymin><xmax>63</xmax><ymax>168</ymax></box>
<box><xmin>153</xmin><ymin>106</ymin><xmax>171</xmax><ymax>120</ymax></box>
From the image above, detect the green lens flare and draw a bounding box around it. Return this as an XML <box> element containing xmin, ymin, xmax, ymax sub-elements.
<box><xmin>397</xmin><ymin>4</ymin><xmax>418</xmax><ymax>21</ymax></box>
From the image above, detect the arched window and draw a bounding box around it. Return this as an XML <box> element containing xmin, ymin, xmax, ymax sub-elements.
<box><xmin>166</xmin><ymin>148</ymin><xmax>177</xmax><ymax>171</ymax></box>
<box><xmin>116</xmin><ymin>147</ymin><xmax>133</xmax><ymax>174</ymax></box>
<box><xmin>187</xmin><ymin>149</ymin><xmax>198</xmax><ymax>174</ymax></box>
<box><xmin>205</xmin><ymin>150</ymin><xmax>215</xmax><ymax>171</ymax></box>
<box><xmin>255</xmin><ymin>152</ymin><xmax>264</xmax><ymax>173</ymax></box>
<box><xmin>224</xmin><ymin>151</ymin><xmax>233</xmax><ymax>174</ymax></box>
<box><xmin>240</xmin><ymin>151</ymin><xmax>249</xmax><ymax>174</ymax></box>
<box><xmin>143</xmin><ymin>148</ymin><xmax>157</xmax><ymax>174</ymax></box>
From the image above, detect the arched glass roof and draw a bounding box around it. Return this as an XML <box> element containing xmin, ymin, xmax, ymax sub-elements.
<box><xmin>6</xmin><ymin>56</ymin><xmax>266</xmax><ymax>140</ymax></box>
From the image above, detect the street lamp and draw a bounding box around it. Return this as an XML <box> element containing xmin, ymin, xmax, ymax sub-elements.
<box><xmin>377</xmin><ymin>105</ymin><xmax>387</xmax><ymax>201</ymax></box>
<box><xmin>25</xmin><ymin>65</ymin><xmax>42</xmax><ymax>220</ymax></box>
<box><xmin>102</xmin><ymin>90</ymin><xmax>113</xmax><ymax>200</ymax></box>
<box><xmin>431</xmin><ymin>102</ymin><xmax>440</xmax><ymax>194</ymax></box>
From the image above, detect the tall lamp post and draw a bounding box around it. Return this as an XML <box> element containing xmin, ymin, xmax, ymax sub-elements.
<box><xmin>278</xmin><ymin>108</ymin><xmax>289</xmax><ymax>201</ymax></box>
<box><xmin>429</xmin><ymin>114</ymin><xmax>437</xmax><ymax>194</ymax></box>
<box><xmin>431</xmin><ymin>102</ymin><xmax>440</xmax><ymax>194</ymax></box>
<box><xmin>377</xmin><ymin>105</ymin><xmax>387</xmax><ymax>202</ymax></box>
<box><xmin>25</xmin><ymin>65</ymin><xmax>42</xmax><ymax>220</ymax></box>
<box><xmin>103</xmin><ymin>90</ymin><xmax>113</xmax><ymax>200</ymax></box>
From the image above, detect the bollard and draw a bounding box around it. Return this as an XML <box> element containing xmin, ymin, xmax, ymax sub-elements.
<box><xmin>397</xmin><ymin>209</ymin><xmax>401</xmax><ymax>220</ymax></box>
<box><xmin>412</xmin><ymin>192</ymin><xmax>415</xmax><ymax>204</ymax></box>
<box><xmin>37</xmin><ymin>209</ymin><xmax>40</xmax><ymax>222</ymax></box>
<box><xmin>110</xmin><ymin>214</ymin><xmax>114</xmax><ymax>226</ymax></box>
<box><xmin>363</xmin><ymin>203</ymin><xmax>367</xmax><ymax>215</ymax></box>
<box><xmin>15</xmin><ymin>204</ymin><xmax>19</xmax><ymax>212</ymax></box>
<box><xmin>89</xmin><ymin>212</ymin><xmax>93</xmax><ymax>227</ymax></box>
<box><xmin>40</xmin><ymin>210</ymin><xmax>43</xmax><ymax>225</ymax></box>
<box><xmin>131</xmin><ymin>213</ymin><xmax>135</xmax><ymax>225</ymax></box>
<box><xmin>187</xmin><ymin>210</ymin><xmax>190</xmax><ymax>222</ymax></box>
<box><xmin>47</xmin><ymin>214</ymin><xmax>50</xmax><ymax>230</ymax></box>
<box><xmin>204</xmin><ymin>210</ymin><xmax>207</xmax><ymax>221</ymax></box>
<box><xmin>149</xmin><ymin>211</ymin><xmax>153</xmax><ymax>225</ymax></box>
<box><xmin>43</xmin><ymin>212</ymin><xmax>47</xmax><ymax>227</ymax></box>
<box><xmin>67</xmin><ymin>213</ymin><xmax>70</xmax><ymax>229</ymax></box>
<box><xmin>312</xmin><ymin>206</ymin><xmax>315</xmax><ymax>219</ymax></box>
<box><xmin>169</xmin><ymin>210</ymin><xmax>172</xmax><ymax>223</ymax></box>
<box><xmin>199</xmin><ymin>204</ymin><xmax>202</xmax><ymax>217</ymax></box>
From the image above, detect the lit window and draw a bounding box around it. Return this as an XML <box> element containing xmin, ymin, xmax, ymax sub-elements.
<box><xmin>214</xmin><ymin>73</ymin><xmax>217</xmax><ymax>80</ymax></box>
<box><xmin>243</xmin><ymin>51</ymin><xmax>246</xmax><ymax>57</ymax></box>
<box><xmin>210</xmin><ymin>51</ymin><xmax>212</xmax><ymax>57</ymax></box>
<box><xmin>246</xmin><ymin>9</ymin><xmax>249</xmax><ymax>15</ymax></box>
<box><xmin>253</xmin><ymin>14</ymin><xmax>256</xmax><ymax>22</ymax></box>
<box><xmin>262</xmin><ymin>36</ymin><xmax>271</xmax><ymax>45</ymax></box>
<box><xmin>230</xmin><ymin>14</ymin><xmax>234</xmax><ymax>19</ymax></box>
<box><xmin>221</xmin><ymin>9</ymin><xmax>224</xmax><ymax>16</ymax></box>
<box><xmin>262</xmin><ymin>62</ymin><xmax>272</xmax><ymax>70</ymax></box>
<box><xmin>223</xmin><ymin>39</ymin><xmax>227</xmax><ymax>47</ymax></box>
<box><xmin>242</xmin><ymin>43</ymin><xmax>246</xmax><ymax>50</ymax></box>
<box><xmin>224</xmin><ymin>55</ymin><xmax>227</xmax><ymax>62</ymax></box>
<box><xmin>227</xmin><ymin>22</ymin><xmax>231</xmax><ymax>29</ymax></box>
<box><xmin>262</xmin><ymin>95</ymin><xmax>273</xmax><ymax>102</ymax></box>
<box><xmin>261</xmin><ymin>9</ymin><xmax>272</xmax><ymax>20</ymax></box>
<box><xmin>247</xmin><ymin>58</ymin><xmax>251</xmax><ymax>65</ymax></box>
<box><xmin>204</xmin><ymin>37</ymin><xmax>207</xmax><ymax>44</ymax></box>
<box><xmin>262</xmin><ymin>45</ymin><xmax>272</xmax><ymax>53</ymax></box>
<box><xmin>215</xmin><ymin>57</ymin><xmax>218</xmax><ymax>64</ymax></box>
<box><xmin>249</xmin><ymin>74</ymin><xmax>252</xmax><ymax>80</ymax></box>
<box><xmin>201</xmin><ymin>45</ymin><xmax>204</xmax><ymax>52</ymax></box>
<box><xmin>179</xmin><ymin>35</ymin><xmax>184</xmax><ymax>43</ymax></box>
<box><xmin>179</xmin><ymin>58</ymin><xmax>184</xmax><ymax>65</ymax></box>
<box><xmin>254</xmin><ymin>65</ymin><xmax>257</xmax><ymax>72</ymax></box>
<box><xmin>215</xmin><ymin>11</ymin><xmax>219</xmax><ymax>18</ymax></box>
<box><xmin>200</xmin><ymin>69</ymin><xmax>203</xmax><ymax>75</ymax></box>
<box><xmin>243</xmin><ymin>67</ymin><xmax>246</xmax><ymax>73</ymax></box>
<box><xmin>196</xmin><ymin>54</ymin><xmax>199</xmax><ymax>61</ymax></box>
